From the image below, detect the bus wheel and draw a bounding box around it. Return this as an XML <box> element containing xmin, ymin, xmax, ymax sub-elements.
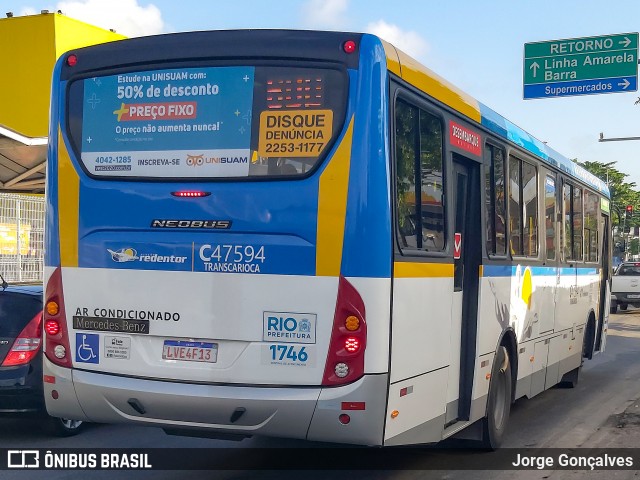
<box><xmin>481</xmin><ymin>346</ymin><xmax>512</xmax><ymax>450</ymax></box>
<box><xmin>620</xmin><ymin>303</ymin><xmax>628</xmax><ymax>311</ymax></box>
<box><xmin>558</xmin><ymin>366</ymin><xmax>580</xmax><ymax>388</ymax></box>
<box><xmin>46</xmin><ymin>417</ymin><xmax>85</xmax><ymax>437</ymax></box>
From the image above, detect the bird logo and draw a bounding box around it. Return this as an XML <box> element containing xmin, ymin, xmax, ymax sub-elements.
<box><xmin>107</xmin><ymin>248</ymin><xmax>139</xmax><ymax>263</ymax></box>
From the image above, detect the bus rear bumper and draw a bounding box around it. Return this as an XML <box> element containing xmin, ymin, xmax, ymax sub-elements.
<box><xmin>44</xmin><ymin>357</ymin><xmax>387</xmax><ymax>445</ymax></box>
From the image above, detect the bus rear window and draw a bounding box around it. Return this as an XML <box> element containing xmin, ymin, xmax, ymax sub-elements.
<box><xmin>67</xmin><ymin>65</ymin><xmax>347</xmax><ymax>179</ymax></box>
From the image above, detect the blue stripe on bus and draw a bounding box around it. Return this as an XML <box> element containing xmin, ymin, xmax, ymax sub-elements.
<box><xmin>575</xmin><ymin>267</ymin><xmax>599</xmax><ymax>275</ymax></box>
<box><xmin>483</xmin><ymin>265</ymin><xmax>599</xmax><ymax>277</ymax></box>
<box><xmin>341</xmin><ymin>34</ymin><xmax>392</xmax><ymax>278</ymax></box>
<box><xmin>479</xmin><ymin>103</ymin><xmax>609</xmax><ymax>196</ymax></box>
<box><xmin>480</xmin><ymin>104</ymin><xmax>548</xmax><ymax>160</ymax></box>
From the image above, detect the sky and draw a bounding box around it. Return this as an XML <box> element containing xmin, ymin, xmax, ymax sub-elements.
<box><xmin>6</xmin><ymin>0</ymin><xmax>640</xmax><ymax>185</ymax></box>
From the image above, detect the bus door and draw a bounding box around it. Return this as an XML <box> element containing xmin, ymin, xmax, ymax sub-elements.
<box><xmin>595</xmin><ymin>212</ymin><xmax>611</xmax><ymax>353</ymax></box>
<box><xmin>447</xmin><ymin>154</ymin><xmax>482</xmax><ymax>423</ymax></box>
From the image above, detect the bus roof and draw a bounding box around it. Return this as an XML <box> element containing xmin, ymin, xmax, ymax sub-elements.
<box><xmin>382</xmin><ymin>39</ymin><xmax>610</xmax><ymax>197</ymax></box>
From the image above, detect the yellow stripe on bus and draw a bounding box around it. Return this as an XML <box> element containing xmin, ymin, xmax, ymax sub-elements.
<box><xmin>316</xmin><ymin>117</ymin><xmax>354</xmax><ymax>276</ymax></box>
<box><xmin>57</xmin><ymin>129</ymin><xmax>80</xmax><ymax>267</ymax></box>
<box><xmin>381</xmin><ymin>39</ymin><xmax>401</xmax><ymax>77</ymax></box>
<box><xmin>394</xmin><ymin>262</ymin><xmax>454</xmax><ymax>278</ymax></box>
<box><xmin>393</xmin><ymin>48</ymin><xmax>481</xmax><ymax>123</ymax></box>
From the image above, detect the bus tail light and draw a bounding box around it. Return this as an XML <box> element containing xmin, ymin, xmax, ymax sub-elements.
<box><xmin>322</xmin><ymin>277</ymin><xmax>367</xmax><ymax>386</ymax></box>
<box><xmin>343</xmin><ymin>40</ymin><xmax>357</xmax><ymax>54</ymax></box>
<box><xmin>44</xmin><ymin>267</ymin><xmax>73</xmax><ymax>368</ymax></box>
<box><xmin>45</xmin><ymin>319</ymin><xmax>60</xmax><ymax>336</ymax></box>
<box><xmin>1</xmin><ymin>312</ymin><xmax>42</xmax><ymax>367</ymax></box>
<box><xmin>171</xmin><ymin>191</ymin><xmax>211</xmax><ymax>198</ymax></box>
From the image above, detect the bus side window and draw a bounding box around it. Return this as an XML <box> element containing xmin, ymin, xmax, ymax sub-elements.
<box><xmin>584</xmin><ymin>190</ymin><xmax>599</xmax><ymax>262</ymax></box>
<box><xmin>545</xmin><ymin>175</ymin><xmax>556</xmax><ymax>261</ymax></box>
<box><xmin>485</xmin><ymin>144</ymin><xmax>506</xmax><ymax>257</ymax></box>
<box><xmin>563</xmin><ymin>182</ymin><xmax>584</xmax><ymax>262</ymax></box>
<box><xmin>395</xmin><ymin>100</ymin><xmax>419</xmax><ymax>249</ymax></box>
<box><xmin>563</xmin><ymin>183</ymin><xmax>573</xmax><ymax>261</ymax></box>
<box><xmin>394</xmin><ymin>98</ymin><xmax>444</xmax><ymax>252</ymax></box>
<box><xmin>508</xmin><ymin>156</ymin><xmax>538</xmax><ymax>257</ymax></box>
<box><xmin>573</xmin><ymin>186</ymin><xmax>583</xmax><ymax>261</ymax></box>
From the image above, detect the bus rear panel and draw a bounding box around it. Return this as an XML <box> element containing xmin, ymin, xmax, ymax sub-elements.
<box><xmin>44</xmin><ymin>31</ymin><xmax>393</xmax><ymax>445</ymax></box>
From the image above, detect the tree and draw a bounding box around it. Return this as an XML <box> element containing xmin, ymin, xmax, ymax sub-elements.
<box><xmin>573</xmin><ymin>160</ymin><xmax>640</xmax><ymax>227</ymax></box>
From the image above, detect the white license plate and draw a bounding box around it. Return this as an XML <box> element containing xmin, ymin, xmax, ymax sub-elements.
<box><xmin>162</xmin><ymin>340</ymin><xmax>218</xmax><ymax>363</ymax></box>
<box><xmin>628</xmin><ymin>294</ymin><xmax>640</xmax><ymax>299</ymax></box>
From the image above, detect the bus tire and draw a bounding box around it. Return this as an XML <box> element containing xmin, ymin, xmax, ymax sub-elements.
<box><xmin>619</xmin><ymin>303</ymin><xmax>628</xmax><ymax>311</ymax></box>
<box><xmin>46</xmin><ymin>417</ymin><xmax>85</xmax><ymax>437</ymax></box>
<box><xmin>558</xmin><ymin>366</ymin><xmax>580</xmax><ymax>388</ymax></box>
<box><xmin>481</xmin><ymin>346</ymin><xmax>512</xmax><ymax>450</ymax></box>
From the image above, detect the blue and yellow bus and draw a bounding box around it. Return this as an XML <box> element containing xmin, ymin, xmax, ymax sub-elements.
<box><xmin>44</xmin><ymin>30</ymin><xmax>611</xmax><ymax>448</ymax></box>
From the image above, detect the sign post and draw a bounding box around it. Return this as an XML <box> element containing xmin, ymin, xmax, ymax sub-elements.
<box><xmin>524</xmin><ymin>33</ymin><xmax>638</xmax><ymax>99</ymax></box>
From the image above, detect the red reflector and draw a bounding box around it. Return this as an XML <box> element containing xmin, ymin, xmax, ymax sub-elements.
<box><xmin>45</xmin><ymin>320</ymin><xmax>60</xmax><ymax>336</ymax></box>
<box><xmin>52</xmin><ymin>390</ymin><xmax>59</xmax><ymax>400</ymax></box>
<box><xmin>339</xmin><ymin>414</ymin><xmax>351</xmax><ymax>424</ymax></box>
<box><xmin>66</xmin><ymin>54</ymin><xmax>78</xmax><ymax>67</ymax></box>
<box><xmin>343</xmin><ymin>40</ymin><xmax>357</xmax><ymax>54</ymax></box>
<box><xmin>400</xmin><ymin>385</ymin><xmax>414</xmax><ymax>397</ymax></box>
<box><xmin>341</xmin><ymin>402</ymin><xmax>365</xmax><ymax>411</ymax></box>
<box><xmin>43</xmin><ymin>375</ymin><xmax>56</xmax><ymax>384</ymax></box>
<box><xmin>171</xmin><ymin>191</ymin><xmax>211</xmax><ymax>198</ymax></box>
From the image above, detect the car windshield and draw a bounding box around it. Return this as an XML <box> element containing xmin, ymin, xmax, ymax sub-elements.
<box><xmin>617</xmin><ymin>265</ymin><xmax>640</xmax><ymax>276</ymax></box>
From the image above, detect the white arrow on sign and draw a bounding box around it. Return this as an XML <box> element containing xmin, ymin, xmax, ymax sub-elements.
<box><xmin>619</xmin><ymin>78</ymin><xmax>631</xmax><ymax>89</ymax></box>
<box><xmin>620</xmin><ymin>36</ymin><xmax>632</xmax><ymax>48</ymax></box>
<box><xmin>530</xmin><ymin>61</ymin><xmax>540</xmax><ymax>77</ymax></box>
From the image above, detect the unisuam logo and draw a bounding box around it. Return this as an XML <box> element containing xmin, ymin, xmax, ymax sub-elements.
<box><xmin>186</xmin><ymin>153</ymin><xmax>248</xmax><ymax>166</ymax></box>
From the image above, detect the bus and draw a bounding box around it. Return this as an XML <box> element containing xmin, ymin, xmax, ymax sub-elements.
<box><xmin>43</xmin><ymin>30</ymin><xmax>611</xmax><ymax>448</ymax></box>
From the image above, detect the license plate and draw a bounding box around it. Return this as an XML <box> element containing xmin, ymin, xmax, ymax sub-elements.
<box><xmin>628</xmin><ymin>294</ymin><xmax>640</xmax><ymax>299</ymax></box>
<box><xmin>162</xmin><ymin>340</ymin><xmax>218</xmax><ymax>363</ymax></box>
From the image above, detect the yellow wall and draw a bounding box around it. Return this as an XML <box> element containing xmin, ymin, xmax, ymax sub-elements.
<box><xmin>0</xmin><ymin>13</ymin><xmax>125</xmax><ymax>139</ymax></box>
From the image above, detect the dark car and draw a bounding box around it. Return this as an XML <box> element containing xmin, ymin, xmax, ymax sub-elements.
<box><xmin>0</xmin><ymin>281</ymin><xmax>84</xmax><ymax>435</ymax></box>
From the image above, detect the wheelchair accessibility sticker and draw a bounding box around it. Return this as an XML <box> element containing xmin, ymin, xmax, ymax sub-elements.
<box><xmin>76</xmin><ymin>333</ymin><xmax>100</xmax><ymax>364</ymax></box>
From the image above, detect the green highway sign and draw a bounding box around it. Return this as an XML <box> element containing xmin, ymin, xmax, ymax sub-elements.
<box><xmin>523</xmin><ymin>33</ymin><xmax>638</xmax><ymax>99</ymax></box>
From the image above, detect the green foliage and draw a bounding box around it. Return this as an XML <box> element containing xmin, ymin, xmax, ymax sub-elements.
<box><xmin>573</xmin><ymin>159</ymin><xmax>640</xmax><ymax>226</ymax></box>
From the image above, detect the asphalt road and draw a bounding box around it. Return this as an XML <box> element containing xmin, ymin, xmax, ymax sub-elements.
<box><xmin>2</xmin><ymin>310</ymin><xmax>640</xmax><ymax>479</ymax></box>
